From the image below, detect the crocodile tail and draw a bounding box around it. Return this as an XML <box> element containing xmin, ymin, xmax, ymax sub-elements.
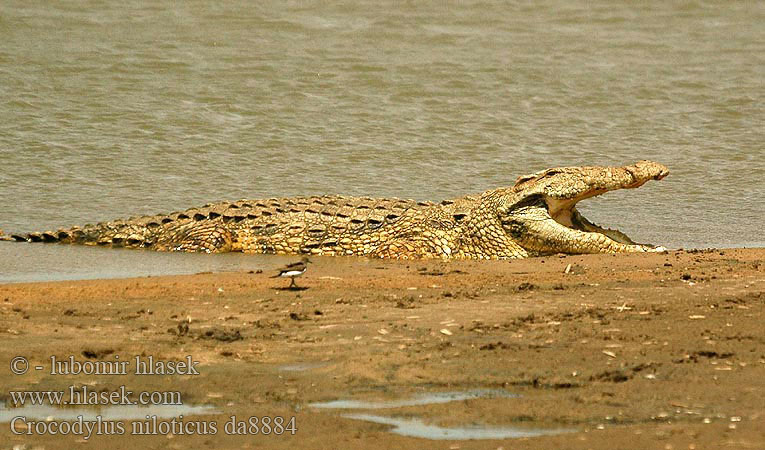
<box><xmin>9</xmin><ymin>224</ymin><xmax>117</xmax><ymax>245</ymax></box>
<box><xmin>10</xmin><ymin>230</ymin><xmax>67</xmax><ymax>243</ymax></box>
<box><xmin>9</xmin><ymin>218</ymin><xmax>165</xmax><ymax>249</ymax></box>
<box><xmin>8</xmin><ymin>208</ymin><xmax>237</xmax><ymax>251</ymax></box>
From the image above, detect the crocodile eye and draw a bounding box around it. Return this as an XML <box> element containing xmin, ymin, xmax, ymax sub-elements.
<box><xmin>452</xmin><ymin>214</ymin><xmax>467</xmax><ymax>222</ymax></box>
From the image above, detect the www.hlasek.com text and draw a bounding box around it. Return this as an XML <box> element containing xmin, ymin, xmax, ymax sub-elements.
<box><xmin>10</xmin><ymin>385</ymin><xmax>182</xmax><ymax>407</ymax></box>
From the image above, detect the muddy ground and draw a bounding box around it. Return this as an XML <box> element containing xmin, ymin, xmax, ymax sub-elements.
<box><xmin>1</xmin><ymin>248</ymin><xmax>763</xmax><ymax>449</ymax></box>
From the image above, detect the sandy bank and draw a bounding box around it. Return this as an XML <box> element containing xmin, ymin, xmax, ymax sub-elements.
<box><xmin>1</xmin><ymin>249</ymin><xmax>763</xmax><ymax>449</ymax></box>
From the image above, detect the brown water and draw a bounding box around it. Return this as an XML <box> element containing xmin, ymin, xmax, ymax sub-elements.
<box><xmin>1</xmin><ymin>1</ymin><xmax>762</xmax><ymax>282</ymax></box>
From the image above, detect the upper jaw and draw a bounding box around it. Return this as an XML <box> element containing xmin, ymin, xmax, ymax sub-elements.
<box><xmin>540</xmin><ymin>160</ymin><xmax>669</xmax><ymax>217</ymax></box>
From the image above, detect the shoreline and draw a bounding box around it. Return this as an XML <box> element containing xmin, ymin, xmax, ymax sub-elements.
<box><xmin>2</xmin><ymin>248</ymin><xmax>763</xmax><ymax>448</ymax></box>
<box><xmin>1</xmin><ymin>244</ymin><xmax>764</xmax><ymax>285</ymax></box>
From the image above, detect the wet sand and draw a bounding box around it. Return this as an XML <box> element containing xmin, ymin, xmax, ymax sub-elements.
<box><xmin>1</xmin><ymin>249</ymin><xmax>763</xmax><ymax>449</ymax></box>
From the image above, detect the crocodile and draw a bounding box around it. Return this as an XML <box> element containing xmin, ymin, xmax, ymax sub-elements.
<box><xmin>2</xmin><ymin>160</ymin><xmax>669</xmax><ymax>260</ymax></box>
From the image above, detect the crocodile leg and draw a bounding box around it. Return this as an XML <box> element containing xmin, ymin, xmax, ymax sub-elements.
<box><xmin>370</xmin><ymin>237</ymin><xmax>448</xmax><ymax>259</ymax></box>
<box><xmin>154</xmin><ymin>221</ymin><xmax>237</xmax><ymax>253</ymax></box>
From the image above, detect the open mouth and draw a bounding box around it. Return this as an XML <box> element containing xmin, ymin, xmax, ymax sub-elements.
<box><xmin>549</xmin><ymin>201</ymin><xmax>642</xmax><ymax>246</ymax></box>
<box><xmin>543</xmin><ymin>166</ymin><xmax>669</xmax><ymax>247</ymax></box>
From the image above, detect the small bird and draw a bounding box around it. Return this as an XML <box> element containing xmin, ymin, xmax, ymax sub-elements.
<box><xmin>271</xmin><ymin>257</ymin><xmax>311</xmax><ymax>289</ymax></box>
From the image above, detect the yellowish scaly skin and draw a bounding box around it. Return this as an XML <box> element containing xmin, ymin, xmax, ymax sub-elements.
<box><xmin>7</xmin><ymin>161</ymin><xmax>669</xmax><ymax>260</ymax></box>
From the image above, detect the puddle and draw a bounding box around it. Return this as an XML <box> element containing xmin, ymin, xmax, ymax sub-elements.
<box><xmin>0</xmin><ymin>402</ymin><xmax>220</xmax><ymax>422</ymax></box>
<box><xmin>343</xmin><ymin>414</ymin><xmax>574</xmax><ymax>440</ymax></box>
<box><xmin>311</xmin><ymin>389</ymin><xmax>576</xmax><ymax>440</ymax></box>
<box><xmin>278</xmin><ymin>361</ymin><xmax>331</xmax><ymax>372</ymax></box>
<box><xmin>309</xmin><ymin>389</ymin><xmax>516</xmax><ymax>409</ymax></box>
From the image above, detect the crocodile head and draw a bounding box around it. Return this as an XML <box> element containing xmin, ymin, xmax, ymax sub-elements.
<box><xmin>494</xmin><ymin>160</ymin><xmax>669</xmax><ymax>256</ymax></box>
